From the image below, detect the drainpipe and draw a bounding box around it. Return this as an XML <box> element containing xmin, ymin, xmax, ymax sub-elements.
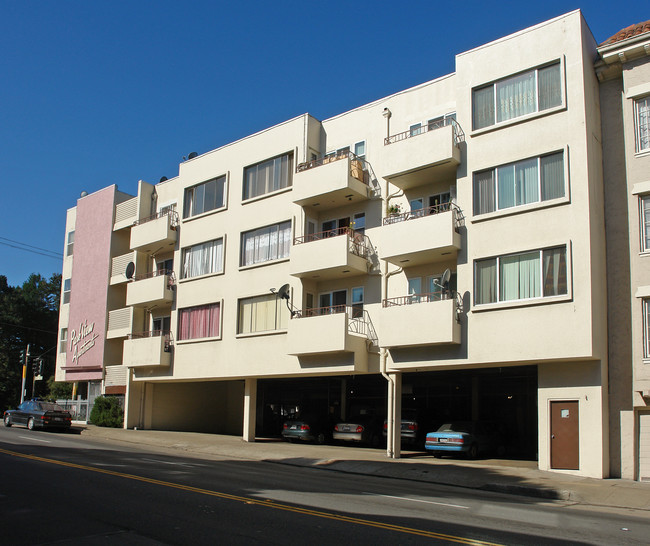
<box><xmin>381</xmin><ymin>262</ymin><xmax>402</xmax><ymax>458</ymax></box>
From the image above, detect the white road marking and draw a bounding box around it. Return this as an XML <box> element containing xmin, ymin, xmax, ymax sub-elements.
<box><xmin>363</xmin><ymin>492</ymin><xmax>469</xmax><ymax>509</ymax></box>
<box><xmin>139</xmin><ymin>458</ymin><xmax>204</xmax><ymax>467</ymax></box>
<box><xmin>18</xmin><ymin>435</ymin><xmax>51</xmax><ymax>444</ymax></box>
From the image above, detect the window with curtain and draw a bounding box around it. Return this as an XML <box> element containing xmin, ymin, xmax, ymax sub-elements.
<box><xmin>636</xmin><ymin>96</ymin><xmax>650</xmax><ymax>153</ymax></box>
<box><xmin>644</xmin><ymin>299</ymin><xmax>650</xmax><ymax>359</ymax></box>
<box><xmin>240</xmin><ymin>221</ymin><xmax>291</xmax><ymax>266</ymax></box>
<box><xmin>641</xmin><ymin>196</ymin><xmax>650</xmax><ymax>252</ymax></box>
<box><xmin>475</xmin><ymin>246</ymin><xmax>567</xmax><ymax>305</ymax></box>
<box><xmin>181</xmin><ymin>238</ymin><xmax>224</xmax><ymax>279</ymax></box>
<box><xmin>473</xmin><ymin>151</ymin><xmax>564</xmax><ymax>215</ymax></box>
<box><xmin>178</xmin><ymin>302</ymin><xmax>221</xmax><ymax>340</ymax></box>
<box><xmin>243</xmin><ymin>152</ymin><xmax>293</xmax><ymax>200</ymax></box>
<box><xmin>183</xmin><ymin>176</ymin><xmax>226</xmax><ymax>219</ymax></box>
<box><xmin>238</xmin><ymin>294</ymin><xmax>288</xmax><ymax>334</ymax></box>
<box><xmin>472</xmin><ymin>61</ymin><xmax>562</xmax><ymax>130</ymax></box>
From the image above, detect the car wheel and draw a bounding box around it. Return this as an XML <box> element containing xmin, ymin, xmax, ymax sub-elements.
<box><xmin>467</xmin><ymin>444</ymin><xmax>478</xmax><ymax>459</ymax></box>
<box><xmin>315</xmin><ymin>432</ymin><xmax>326</xmax><ymax>445</ymax></box>
<box><xmin>27</xmin><ymin>417</ymin><xmax>35</xmax><ymax>431</ymax></box>
<box><xmin>3</xmin><ymin>414</ymin><xmax>11</xmax><ymax>427</ymax></box>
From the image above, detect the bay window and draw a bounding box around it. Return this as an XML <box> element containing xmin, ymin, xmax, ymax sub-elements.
<box><xmin>243</xmin><ymin>152</ymin><xmax>293</xmax><ymax>200</ymax></box>
<box><xmin>475</xmin><ymin>246</ymin><xmax>567</xmax><ymax>305</ymax></box>
<box><xmin>183</xmin><ymin>176</ymin><xmax>226</xmax><ymax>219</ymax></box>
<box><xmin>472</xmin><ymin>62</ymin><xmax>562</xmax><ymax>130</ymax></box>
<box><xmin>636</xmin><ymin>96</ymin><xmax>650</xmax><ymax>153</ymax></box>
<box><xmin>240</xmin><ymin>221</ymin><xmax>291</xmax><ymax>266</ymax></box>
<box><xmin>178</xmin><ymin>302</ymin><xmax>221</xmax><ymax>341</ymax></box>
<box><xmin>238</xmin><ymin>294</ymin><xmax>288</xmax><ymax>334</ymax></box>
<box><xmin>473</xmin><ymin>151</ymin><xmax>565</xmax><ymax>215</ymax></box>
<box><xmin>181</xmin><ymin>238</ymin><xmax>224</xmax><ymax>279</ymax></box>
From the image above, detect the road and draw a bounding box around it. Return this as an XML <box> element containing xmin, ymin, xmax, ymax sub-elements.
<box><xmin>0</xmin><ymin>426</ymin><xmax>648</xmax><ymax>545</ymax></box>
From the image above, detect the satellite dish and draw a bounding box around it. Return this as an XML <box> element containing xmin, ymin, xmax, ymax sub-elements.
<box><xmin>441</xmin><ymin>268</ymin><xmax>451</xmax><ymax>290</ymax></box>
<box><xmin>159</xmin><ymin>176</ymin><xmax>168</xmax><ymax>182</ymax></box>
<box><xmin>125</xmin><ymin>262</ymin><xmax>135</xmax><ymax>280</ymax></box>
<box><xmin>187</xmin><ymin>151</ymin><xmax>198</xmax><ymax>160</ymax></box>
<box><xmin>277</xmin><ymin>283</ymin><xmax>290</xmax><ymax>300</ymax></box>
<box><xmin>80</xmin><ymin>191</ymin><xmax>88</xmax><ymax>197</ymax></box>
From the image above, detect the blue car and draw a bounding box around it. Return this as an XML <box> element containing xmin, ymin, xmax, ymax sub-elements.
<box><xmin>425</xmin><ymin>421</ymin><xmax>505</xmax><ymax>459</ymax></box>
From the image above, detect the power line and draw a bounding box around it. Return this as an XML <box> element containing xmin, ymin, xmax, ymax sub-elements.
<box><xmin>0</xmin><ymin>320</ymin><xmax>58</xmax><ymax>335</ymax></box>
<box><xmin>0</xmin><ymin>238</ymin><xmax>62</xmax><ymax>260</ymax></box>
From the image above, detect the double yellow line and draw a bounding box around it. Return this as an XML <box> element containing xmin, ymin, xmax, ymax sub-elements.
<box><xmin>0</xmin><ymin>447</ymin><xmax>501</xmax><ymax>545</ymax></box>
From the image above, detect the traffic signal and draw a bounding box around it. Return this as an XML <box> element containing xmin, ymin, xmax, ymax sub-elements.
<box><xmin>37</xmin><ymin>359</ymin><xmax>43</xmax><ymax>375</ymax></box>
<box><xmin>20</xmin><ymin>350</ymin><xmax>24</xmax><ymax>363</ymax></box>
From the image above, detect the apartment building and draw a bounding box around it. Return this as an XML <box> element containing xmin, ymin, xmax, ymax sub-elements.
<box><xmin>597</xmin><ymin>21</ymin><xmax>650</xmax><ymax>480</ymax></box>
<box><xmin>57</xmin><ymin>10</ymin><xmax>626</xmax><ymax>478</ymax></box>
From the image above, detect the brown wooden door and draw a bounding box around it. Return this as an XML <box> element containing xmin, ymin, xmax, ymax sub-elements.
<box><xmin>550</xmin><ymin>401</ymin><xmax>579</xmax><ymax>470</ymax></box>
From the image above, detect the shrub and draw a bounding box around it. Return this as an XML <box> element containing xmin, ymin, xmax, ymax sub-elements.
<box><xmin>89</xmin><ymin>396</ymin><xmax>124</xmax><ymax>428</ymax></box>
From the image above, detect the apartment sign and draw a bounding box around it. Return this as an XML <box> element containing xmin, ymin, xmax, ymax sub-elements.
<box><xmin>70</xmin><ymin>319</ymin><xmax>100</xmax><ymax>364</ymax></box>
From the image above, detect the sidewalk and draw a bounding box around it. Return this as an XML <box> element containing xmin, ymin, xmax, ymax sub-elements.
<box><xmin>78</xmin><ymin>425</ymin><xmax>650</xmax><ymax>512</ymax></box>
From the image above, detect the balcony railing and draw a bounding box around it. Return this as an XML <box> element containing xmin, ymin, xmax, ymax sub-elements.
<box><xmin>292</xmin><ymin>305</ymin><xmax>378</xmax><ymax>346</ymax></box>
<box><xmin>127</xmin><ymin>330</ymin><xmax>173</xmax><ymax>351</ymax></box>
<box><xmin>296</xmin><ymin>150</ymin><xmax>367</xmax><ymax>183</ymax></box>
<box><xmin>383</xmin><ymin>203</ymin><xmax>463</xmax><ymax>231</ymax></box>
<box><xmin>131</xmin><ymin>269</ymin><xmax>176</xmax><ymax>286</ymax></box>
<box><xmin>133</xmin><ymin>209</ymin><xmax>179</xmax><ymax>227</ymax></box>
<box><xmin>294</xmin><ymin>227</ymin><xmax>372</xmax><ymax>259</ymax></box>
<box><xmin>383</xmin><ymin>290</ymin><xmax>452</xmax><ymax>307</ymax></box>
<box><xmin>385</xmin><ymin>118</ymin><xmax>465</xmax><ymax>146</ymax></box>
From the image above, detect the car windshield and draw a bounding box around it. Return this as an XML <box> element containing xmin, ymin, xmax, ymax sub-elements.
<box><xmin>437</xmin><ymin>422</ymin><xmax>473</xmax><ymax>433</ymax></box>
<box><xmin>38</xmin><ymin>402</ymin><xmax>66</xmax><ymax>412</ymax></box>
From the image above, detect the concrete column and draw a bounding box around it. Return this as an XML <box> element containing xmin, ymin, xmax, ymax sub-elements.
<box><xmin>386</xmin><ymin>374</ymin><xmax>394</xmax><ymax>458</ymax></box>
<box><xmin>392</xmin><ymin>372</ymin><xmax>402</xmax><ymax>459</ymax></box>
<box><xmin>243</xmin><ymin>378</ymin><xmax>257</xmax><ymax>442</ymax></box>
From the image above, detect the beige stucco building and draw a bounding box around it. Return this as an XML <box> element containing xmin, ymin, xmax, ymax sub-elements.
<box><xmin>56</xmin><ymin>11</ymin><xmax>650</xmax><ymax>479</ymax></box>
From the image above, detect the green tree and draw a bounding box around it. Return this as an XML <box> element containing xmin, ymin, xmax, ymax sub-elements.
<box><xmin>0</xmin><ymin>273</ymin><xmax>61</xmax><ymax>411</ymax></box>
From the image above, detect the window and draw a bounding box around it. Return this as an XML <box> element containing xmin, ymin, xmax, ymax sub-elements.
<box><xmin>157</xmin><ymin>258</ymin><xmax>174</xmax><ymax>274</ymax></box>
<box><xmin>240</xmin><ymin>221</ymin><xmax>291</xmax><ymax>266</ymax></box>
<box><xmin>183</xmin><ymin>176</ymin><xmax>226</xmax><ymax>219</ymax></box>
<box><xmin>243</xmin><ymin>152</ymin><xmax>293</xmax><ymax>200</ymax></box>
<box><xmin>475</xmin><ymin>246</ymin><xmax>567</xmax><ymax>305</ymax></box>
<box><xmin>238</xmin><ymin>294</ymin><xmax>288</xmax><ymax>334</ymax></box>
<box><xmin>410</xmin><ymin>123</ymin><xmax>423</xmax><ymax>137</ymax></box>
<box><xmin>636</xmin><ymin>96</ymin><xmax>650</xmax><ymax>153</ymax></box>
<box><xmin>354</xmin><ymin>141</ymin><xmax>366</xmax><ymax>159</ymax></box>
<box><xmin>66</xmin><ymin>231</ymin><xmax>74</xmax><ymax>257</ymax></box>
<box><xmin>318</xmin><ymin>290</ymin><xmax>347</xmax><ymax>314</ymax></box>
<box><xmin>644</xmin><ymin>299</ymin><xmax>650</xmax><ymax>359</ymax></box>
<box><xmin>473</xmin><ymin>151</ymin><xmax>565</xmax><ymax>215</ymax></box>
<box><xmin>472</xmin><ymin>62</ymin><xmax>562</xmax><ymax>130</ymax></box>
<box><xmin>641</xmin><ymin>196</ymin><xmax>650</xmax><ymax>252</ymax></box>
<box><xmin>59</xmin><ymin>328</ymin><xmax>67</xmax><ymax>353</ymax></box>
<box><xmin>63</xmin><ymin>279</ymin><xmax>71</xmax><ymax>304</ymax></box>
<box><xmin>178</xmin><ymin>302</ymin><xmax>221</xmax><ymax>341</ymax></box>
<box><xmin>428</xmin><ymin>113</ymin><xmax>456</xmax><ymax>130</ymax></box>
<box><xmin>152</xmin><ymin>316</ymin><xmax>171</xmax><ymax>334</ymax></box>
<box><xmin>181</xmin><ymin>238</ymin><xmax>223</xmax><ymax>279</ymax></box>
<box><xmin>351</xmin><ymin>287</ymin><xmax>364</xmax><ymax>318</ymax></box>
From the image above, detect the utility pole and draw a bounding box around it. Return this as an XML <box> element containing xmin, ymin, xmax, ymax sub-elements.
<box><xmin>19</xmin><ymin>344</ymin><xmax>30</xmax><ymax>404</ymax></box>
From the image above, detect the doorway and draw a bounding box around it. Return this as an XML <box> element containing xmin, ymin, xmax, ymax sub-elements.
<box><xmin>550</xmin><ymin>400</ymin><xmax>579</xmax><ymax>470</ymax></box>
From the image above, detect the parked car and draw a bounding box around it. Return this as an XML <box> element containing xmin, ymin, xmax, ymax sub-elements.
<box><xmin>282</xmin><ymin>413</ymin><xmax>334</xmax><ymax>444</ymax></box>
<box><xmin>424</xmin><ymin>421</ymin><xmax>505</xmax><ymax>459</ymax></box>
<box><xmin>382</xmin><ymin>409</ymin><xmax>436</xmax><ymax>448</ymax></box>
<box><xmin>333</xmin><ymin>409</ymin><xmax>384</xmax><ymax>447</ymax></box>
<box><xmin>3</xmin><ymin>399</ymin><xmax>72</xmax><ymax>431</ymax></box>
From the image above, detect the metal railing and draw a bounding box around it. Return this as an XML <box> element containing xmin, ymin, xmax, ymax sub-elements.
<box><xmin>127</xmin><ymin>330</ymin><xmax>173</xmax><ymax>351</ymax></box>
<box><xmin>291</xmin><ymin>305</ymin><xmax>378</xmax><ymax>346</ymax></box>
<box><xmin>383</xmin><ymin>202</ymin><xmax>461</xmax><ymax>228</ymax></box>
<box><xmin>384</xmin><ymin>118</ymin><xmax>465</xmax><ymax>146</ymax></box>
<box><xmin>133</xmin><ymin>209</ymin><xmax>179</xmax><ymax>228</ymax></box>
<box><xmin>131</xmin><ymin>269</ymin><xmax>176</xmax><ymax>287</ymax></box>
<box><xmin>296</xmin><ymin>150</ymin><xmax>367</xmax><ymax>182</ymax></box>
<box><xmin>293</xmin><ymin>227</ymin><xmax>373</xmax><ymax>259</ymax></box>
<box><xmin>382</xmin><ymin>290</ymin><xmax>452</xmax><ymax>307</ymax></box>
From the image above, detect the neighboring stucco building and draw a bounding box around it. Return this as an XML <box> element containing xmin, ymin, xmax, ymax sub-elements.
<box><xmin>55</xmin><ymin>10</ymin><xmax>649</xmax><ymax>479</ymax></box>
<box><xmin>597</xmin><ymin>21</ymin><xmax>650</xmax><ymax>480</ymax></box>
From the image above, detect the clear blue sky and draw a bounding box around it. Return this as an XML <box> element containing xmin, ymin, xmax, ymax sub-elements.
<box><xmin>0</xmin><ymin>1</ymin><xmax>646</xmax><ymax>286</ymax></box>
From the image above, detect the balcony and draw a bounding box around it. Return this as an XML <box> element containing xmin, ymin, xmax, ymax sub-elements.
<box><xmin>379</xmin><ymin>293</ymin><xmax>461</xmax><ymax>348</ymax></box>
<box><xmin>293</xmin><ymin>151</ymin><xmax>370</xmax><ymax>210</ymax></box>
<box><xmin>126</xmin><ymin>270</ymin><xmax>175</xmax><ymax>307</ymax></box>
<box><xmin>383</xmin><ymin>121</ymin><xmax>463</xmax><ymax>190</ymax></box>
<box><xmin>130</xmin><ymin>210</ymin><xmax>178</xmax><ymax>254</ymax></box>
<box><xmin>287</xmin><ymin>306</ymin><xmax>377</xmax><ymax>371</ymax></box>
<box><xmin>110</xmin><ymin>251</ymin><xmax>137</xmax><ymax>285</ymax></box>
<box><xmin>379</xmin><ymin>204</ymin><xmax>462</xmax><ymax>267</ymax></box>
<box><xmin>123</xmin><ymin>331</ymin><xmax>172</xmax><ymax>368</ymax></box>
<box><xmin>290</xmin><ymin>228</ymin><xmax>373</xmax><ymax>280</ymax></box>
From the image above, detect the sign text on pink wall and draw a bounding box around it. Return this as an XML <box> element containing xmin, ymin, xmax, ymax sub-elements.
<box><xmin>70</xmin><ymin>320</ymin><xmax>99</xmax><ymax>364</ymax></box>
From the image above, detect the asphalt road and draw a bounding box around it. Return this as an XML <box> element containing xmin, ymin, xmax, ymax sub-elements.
<box><xmin>0</xmin><ymin>426</ymin><xmax>648</xmax><ymax>545</ymax></box>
